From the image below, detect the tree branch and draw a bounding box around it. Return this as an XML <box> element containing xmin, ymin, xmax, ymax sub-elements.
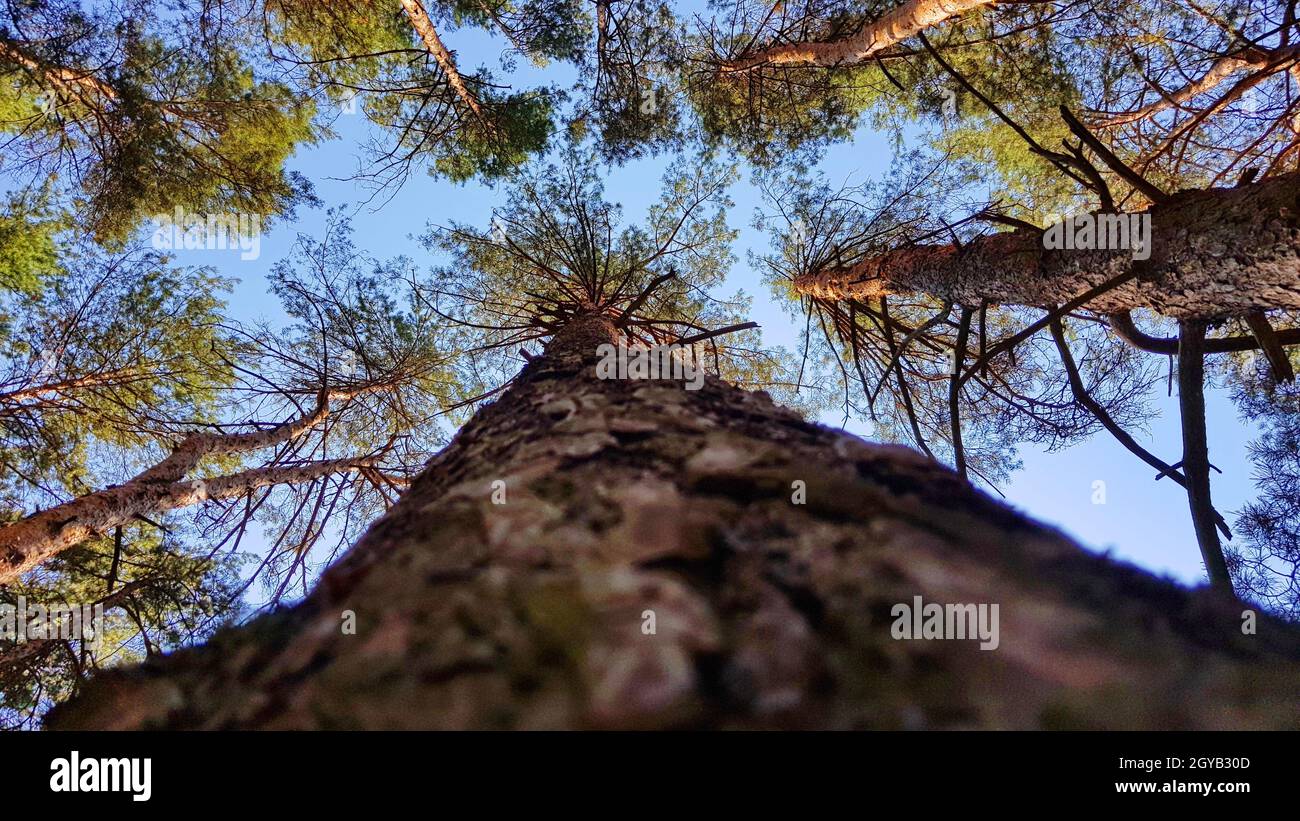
<box><xmin>1049</xmin><ymin>317</ymin><xmax>1231</xmax><ymax>538</ymax></box>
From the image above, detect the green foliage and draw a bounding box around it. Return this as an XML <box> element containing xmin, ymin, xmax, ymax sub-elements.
<box><xmin>82</xmin><ymin>41</ymin><xmax>318</xmax><ymax>242</ymax></box>
<box><xmin>447</xmin><ymin>0</ymin><xmax>589</xmax><ymax>65</ymax></box>
<box><xmin>433</xmin><ymin>91</ymin><xmax>555</xmax><ymax>182</ymax></box>
<box><xmin>268</xmin><ymin>209</ymin><xmax>459</xmax><ymax>436</ymax></box>
<box><xmin>0</xmin><ymin>236</ymin><xmax>233</xmax><ymax>508</ymax></box>
<box><xmin>0</xmin><ymin>190</ymin><xmax>64</xmax><ymax>297</ymax></box>
<box><xmin>689</xmin><ymin>61</ymin><xmax>882</xmax><ymax>167</ymax></box>
<box><xmin>1225</xmin><ymin>345</ymin><xmax>1300</xmax><ymax>618</ymax></box>
<box><xmin>575</xmin><ymin>0</ymin><xmax>686</xmax><ymax>163</ymax></box>
<box><xmin>1</xmin><ymin>1</ymin><xmax>319</xmax><ymax>243</ymax></box>
<box><xmin>1</xmin><ymin>525</ymin><xmax>244</xmax><ymax>730</ymax></box>
<box><xmin>867</xmin><ymin>16</ymin><xmax>1084</xmax><ymax>217</ymax></box>
<box><xmin>418</xmin><ymin>144</ymin><xmax>807</xmax><ymax>390</ymax></box>
<box><xmin>266</xmin><ymin>0</ymin><xmax>583</xmax><ymax>187</ymax></box>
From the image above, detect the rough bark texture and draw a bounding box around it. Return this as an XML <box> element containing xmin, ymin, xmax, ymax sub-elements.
<box><xmin>49</xmin><ymin>315</ymin><xmax>1300</xmax><ymax>730</ymax></box>
<box><xmin>795</xmin><ymin>171</ymin><xmax>1300</xmax><ymax>319</ymax></box>
<box><xmin>722</xmin><ymin>0</ymin><xmax>994</xmax><ymax>71</ymax></box>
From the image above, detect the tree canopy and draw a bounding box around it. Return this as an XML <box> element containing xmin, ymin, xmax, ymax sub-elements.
<box><xmin>2</xmin><ymin>0</ymin><xmax>1298</xmax><ymax>727</ymax></box>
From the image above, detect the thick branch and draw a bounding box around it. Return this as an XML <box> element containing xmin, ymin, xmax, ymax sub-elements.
<box><xmin>615</xmin><ymin>271</ymin><xmax>677</xmax><ymax>327</ymax></box>
<box><xmin>0</xmin><ymin>36</ymin><xmax>118</xmax><ymax>102</ymax></box>
<box><xmin>674</xmin><ymin>321</ymin><xmax>760</xmax><ymax>346</ymax></box>
<box><xmin>136</xmin><ymin>390</ymin><xmax>338</xmax><ymax>484</ymax></box>
<box><xmin>0</xmin><ymin>392</ymin><xmax>369</xmax><ymax>585</ymax></box>
<box><xmin>1059</xmin><ymin>105</ymin><xmax>1168</xmax><ymax>203</ymax></box>
<box><xmin>1245</xmin><ymin>311</ymin><xmax>1296</xmax><ymax>382</ymax></box>
<box><xmin>1096</xmin><ymin>46</ymin><xmax>1299</xmax><ymax>128</ymax></box>
<box><xmin>794</xmin><ymin>170</ymin><xmax>1300</xmax><ymax>319</ymax></box>
<box><xmin>948</xmin><ymin>307</ymin><xmax>972</xmax><ymax>480</ymax></box>
<box><xmin>1108</xmin><ymin>310</ymin><xmax>1300</xmax><ymax>354</ymax></box>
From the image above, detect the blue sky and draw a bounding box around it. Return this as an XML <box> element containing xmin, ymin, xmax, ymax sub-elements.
<box><xmin>160</xmin><ymin>24</ymin><xmax>1262</xmax><ymax>597</ymax></box>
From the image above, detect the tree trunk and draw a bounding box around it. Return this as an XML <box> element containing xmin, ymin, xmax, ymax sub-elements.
<box><xmin>722</xmin><ymin>0</ymin><xmax>995</xmax><ymax>72</ymax></box>
<box><xmin>48</xmin><ymin>314</ymin><xmax>1300</xmax><ymax>729</ymax></box>
<box><xmin>795</xmin><ymin>171</ymin><xmax>1300</xmax><ymax>319</ymax></box>
<box><xmin>400</xmin><ymin>0</ymin><xmax>490</xmax><ymax>125</ymax></box>
<box><xmin>1176</xmin><ymin>320</ymin><xmax>1232</xmax><ymax>590</ymax></box>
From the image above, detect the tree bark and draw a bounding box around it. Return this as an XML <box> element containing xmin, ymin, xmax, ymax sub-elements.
<box><xmin>48</xmin><ymin>314</ymin><xmax>1300</xmax><ymax>729</ymax></box>
<box><xmin>795</xmin><ymin>171</ymin><xmax>1300</xmax><ymax>319</ymax></box>
<box><xmin>721</xmin><ymin>0</ymin><xmax>995</xmax><ymax>72</ymax></box>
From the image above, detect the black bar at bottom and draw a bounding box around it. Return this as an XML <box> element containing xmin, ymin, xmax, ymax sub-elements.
<box><xmin>2</xmin><ymin>730</ymin><xmax>1290</xmax><ymax>810</ymax></box>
